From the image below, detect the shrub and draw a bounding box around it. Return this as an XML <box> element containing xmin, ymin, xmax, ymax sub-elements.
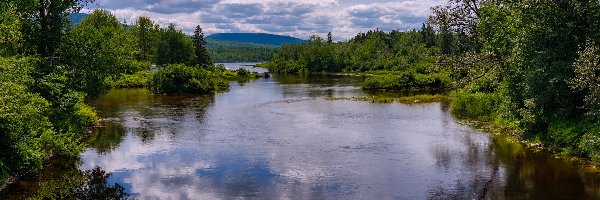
<box><xmin>451</xmin><ymin>91</ymin><xmax>501</xmax><ymax>119</ymax></box>
<box><xmin>149</xmin><ymin>64</ymin><xmax>229</xmax><ymax>94</ymax></box>
<box><xmin>580</xmin><ymin>132</ymin><xmax>600</xmax><ymax>164</ymax></box>
<box><xmin>362</xmin><ymin>72</ymin><xmax>451</xmax><ymax>91</ymax></box>
<box><xmin>0</xmin><ymin>57</ymin><xmax>97</xmax><ymax>182</ymax></box>
<box><xmin>109</xmin><ymin>71</ymin><xmax>153</xmax><ymax>88</ymax></box>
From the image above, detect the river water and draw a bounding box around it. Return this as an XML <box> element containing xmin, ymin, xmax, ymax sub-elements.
<box><xmin>3</xmin><ymin>64</ymin><xmax>600</xmax><ymax>199</ymax></box>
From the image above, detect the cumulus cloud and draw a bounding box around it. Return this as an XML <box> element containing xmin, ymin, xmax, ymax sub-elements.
<box><xmin>88</xmin><ymin>0</ymin><xmax>445</xmax><ymax>40</ymax></box>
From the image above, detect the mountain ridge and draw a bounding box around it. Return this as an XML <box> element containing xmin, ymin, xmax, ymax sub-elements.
<box><xmin>207</xmin><ymin>33</ymin><xmax>305</xmax><ymax>46</ymax></box>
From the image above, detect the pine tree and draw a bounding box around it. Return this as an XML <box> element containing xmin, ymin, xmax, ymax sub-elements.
<box><xmin>327</xmin><ymin>32</ymin><xmax>333</xmax><ymax>43</ymax></box>
<box><xmin>193</xmin><ymin>25</ymin><xmax>212</xmax><ymax>67</ymax></box>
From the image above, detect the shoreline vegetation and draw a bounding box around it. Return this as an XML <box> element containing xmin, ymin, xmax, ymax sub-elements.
<box><xmin>0</xmin><ymin>1</ymin><xmax>260</xmax><ymax>190</ymax></box>
<box><xmin>262</xmin><ymin>0</ymin><xmax>600</xmax><ymax>165</ymax></box>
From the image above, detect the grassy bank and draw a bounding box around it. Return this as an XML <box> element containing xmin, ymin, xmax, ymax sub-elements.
<box><xmin>325</xmin><ymin>94</ymin><xmax>451</xmax><ymax>104</ymax></box>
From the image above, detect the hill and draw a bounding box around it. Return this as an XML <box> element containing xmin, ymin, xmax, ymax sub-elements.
<box><xmin>207</xmin><ymin>33</ymin><xmax>305</xmax><ymax>46</ymax></box>
<box><xmin>69</xmin><ymin>13</ymin><xmax>88</xmax><ymax>26</ymax></box>
<box><xmin>205</xmin><ymin>38</ymin><xmax>278</xmax><ymax>49</ymax></box>
<box><xmin>206</xmin><ymin>38</ymin><xmax>277</xmax><ymax>63</ymax></box>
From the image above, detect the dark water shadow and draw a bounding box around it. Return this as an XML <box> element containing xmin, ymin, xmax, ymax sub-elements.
<box><xmin>0</xmin><ymin>157</ymin><xmax>132</xmax><ymax>200</ymax></box>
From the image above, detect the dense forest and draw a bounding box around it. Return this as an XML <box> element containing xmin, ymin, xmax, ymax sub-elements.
<box><xmin>0</xmin><ymin>0</ymin><xmax>257</xmax><ymax>185</ymax></box>
<box><xmin>263</xmin><ymin>0</ymin><xmax>600</xmax><ymax>162</ymax></box>
<box><xmin>206</xmin><ymin>38</ymin><xmax>277</xmax><ymax>63</ymax></box>
<box><xmin>207</xmin><ymin>33</ymin><xmax>305</xmax><ymax>46</ymax></box>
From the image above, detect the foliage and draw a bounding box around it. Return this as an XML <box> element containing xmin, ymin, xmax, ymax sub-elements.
<box><xmin>451</xmin><ymin>91</ymin><xmax>501</xmax><ymax>119</ymax></box>
<box><xmin>58</xmin><ymin>9</ymin><xmax>135</xmax><ymax>98</ymax></box>
<box><xmin>0</xmin><ymin>2</ymin><xmax>21</xmax><ymax>56</ymax></box>
<box><xmin>208</xmin><ymin>47</ymin><xmax>276</xmax><ymax>63</ymax></box>
<box><xmin>569</xmin><ymin>41</ymin><xmax>600</xmax><ymax>118</ymax></box>
<box><xmin>0</xmin><ymin>57</ymin><xmax>91</xmax><ymax>182</ymax></box>
<box><xmin>108</xmin><ymin>71</ymin><xmax>153</xmax><ymax>88</ymax></box>
<box><xmin>149</xmin><ymin>64</ymin><xmax>229</xmax><ymax>94</ymax></box>
<box><xmin>156</xmin><ymin>24</ymin><xmax>196</xmax><ymax>66</ymax></box>
<box><xmin>428</xmin><ymin>0</ymin><xmax>600</xmax><ymax>162</ymax></box>
<box><xmin>12</xmin><ymin>0</ymin><xmax>94</xmax><ymax>58</ymax></box>
<box><xmin>193</xmin><ymin>25</ymin><xmax>212</xmax><ymax>67</ymax></box>
<box><xmin>130</xmin><ymin>16</ymin><xmax>160</xmax><ymax>62</ymax></box>
<box><xmin>265</xmin><ymin>29</ymin><xmax>441</xmax><ymax>75</ymax></box>
<box><xmin>363</xmin><ymin>72</ymin><xmax>451</xmax><ymax>91</ymax></box>
<box><xmin>205</xmin><ymin>38</ymin><xmax>277</xmax><ymax>62</ymax></box>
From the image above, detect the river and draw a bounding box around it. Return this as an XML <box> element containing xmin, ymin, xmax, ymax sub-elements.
<box><xmin>2</xmin><ymin>64</ymin><xmax>600</xmax><ymax>199</ymax></box>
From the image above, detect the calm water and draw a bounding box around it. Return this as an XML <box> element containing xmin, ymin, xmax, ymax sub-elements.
<box><xmin>3</xmin><ymin>65</ymin><xmax>600</xmax><ymax>199</ymax></box>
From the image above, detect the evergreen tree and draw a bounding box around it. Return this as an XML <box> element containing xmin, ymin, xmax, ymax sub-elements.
<box><xmin>420</xmin><ymin>23</ymin><xmax>436</xmax><ymax>48</ymax></box>
<box><xmin>327</xmin><ymin>32</ymin><xmax>333</xmax><ymax>43</ymax></box>
<box><xmin>193</xmin><ymin>25</ymin><xmax>212</xmax><ymax>67</ymax></box>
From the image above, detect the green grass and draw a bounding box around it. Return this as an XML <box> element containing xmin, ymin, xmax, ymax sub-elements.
<box><xmin>109</xmin><ymin>71</ymin><xmax>153</xmax><ymax>88</ymax></box>
<box><xmin>325</xmin><ymin>94</ymin><xmax>451</xmax><ymax>104</ymax></box>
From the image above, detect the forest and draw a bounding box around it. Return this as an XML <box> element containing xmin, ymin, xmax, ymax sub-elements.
<box><xmin>263</xmin><ymin>0</ymin><xmax>600</xmax><ymax>162</ymax></box>
<box><xmin>0</xmin><ymin>0</ymin><xmax>257</xmax><ymax>185</ymax></box>
<box><xmin>206</xmin><ymin>38</ymin><xmax>277</xmax><ymax>63</ymax></box>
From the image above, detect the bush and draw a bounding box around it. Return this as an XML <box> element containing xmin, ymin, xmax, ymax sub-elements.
<box><xmin>149</xmin><ymin>64</ymin><xmax>229</xmax><ymax>94</ymax></box>
<box><xmin>109</xmin><ymin>71</ymin><xmax>153</xmax><ymax>88</ymax></box>
<box><xmin>543</xmin><ymin>119</ymin><xmax>600</xmax><ymax>156</ymax></box>
<box><xmin>0</xmin><ymin>57</ymin><xmax>95</xmax><ymax>182</ymax></box>
<box><xmin>362</xmin><ymin>72</ymin><xmax>451</xmax><ymax>91</ymax></box>
<box><xmin>451</xmin><ymin>91</ymin><xmax>501</xmax><ymax>119</ymax></box>
<box><xmin>580</xmin><ymin>132</ymin><xmax>600</xmax><ymax>164</ymax></box>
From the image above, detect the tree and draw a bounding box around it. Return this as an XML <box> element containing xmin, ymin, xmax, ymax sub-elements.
<box><xmin>58</xmin><ymin>9</ymin><xmax>135</xmax><ymax>98</ymax></box>
<box><xmin>156</xmin><ymin>24</ymin><xmax>196</xmax><ymax>66</ymax></box>
<box><xmin>130</xmin><ymin>16</ymin><xmax>160</xmax><ymax>62</ymax></box>
<box><xmin>327</xmin><ymin>32</ymin><xmax>333</xmax><ymax>43</ymax></box>
<box><xmin>13</xmin><ymin>0</ymin><xmax>94</xmax><ymax>61</ymax></box>
<box><xmin>420</xmin><ymin>23</ymin><xmax>436</xmax><ymax>48</ymax></box>
<box><xmin>192</xmin><ymin>25</ymin><xmax>212</xmax><ymax>67</ymax></box>
<box><xmin>0</xmin><ymin>2</ymin><xmax>22</xmax><ymax>56</ymax></box>
<box><xmin>569</xmin><ymin>41</ymin><xmax>600</xmax><ymax>118</ymax></box>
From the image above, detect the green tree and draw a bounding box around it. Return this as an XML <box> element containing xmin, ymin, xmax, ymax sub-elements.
<box><xmin>130</xmin><ymin>16</ymin><xmax>160</xmax><ymax>62</ymax></box>
<box><xmin>12</xmin><ymin>0</ymin><xmax>94</xmax><ymax>60</ymax></box>
<box><xmin>0</xmin><ymin>2</ymin><xmax>22</xmax><ymax>56</ymax></box>
<box><xmin>156</xmin><ymin>24</ymin><xmax>196</xmax><ymax>66</ymax></box>
<box><xmin>192</xmin><ymin>25</ymin><xmax>212</xmax><ymax>67</ymax></box>
<box><xmin>420</xmin><ymin>23</ymin><xmax>436</xmax><ymax>48</ymax></box>
<box><xmin>569</xmin><ymin>41</ymin><xmax>600</xmax><ymax>118</ymax></box>
<box><xmin>58</xmin><ymin>9</ymin><xmax>135</xmax><ymax>98</ymax></box>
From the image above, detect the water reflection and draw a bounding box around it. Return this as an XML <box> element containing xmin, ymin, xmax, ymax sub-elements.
<box><xmin>81</xmin><ymin>74</ymin><xmax>600</xmax><ymax>199</ymax></box>
<box><xmin>0</xmin><ymin>158</ymin><xmax>131</xmax><ymax>200</ymax></box>
<box><xmin>5</xmin><ymin>73</ymin><xmax>600</xmax><ymax>199</ymax></box>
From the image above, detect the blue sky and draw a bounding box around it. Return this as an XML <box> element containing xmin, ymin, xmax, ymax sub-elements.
<box><xmin>86</xmin><ymin>0</ymin><xmax>445</xmax><ymax>40</ymax></box>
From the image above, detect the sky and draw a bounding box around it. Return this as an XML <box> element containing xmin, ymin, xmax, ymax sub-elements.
<box><xmin>84</xmin><ymin>0</ymin><xmax>446</xmax><ymax>40</ymax></box>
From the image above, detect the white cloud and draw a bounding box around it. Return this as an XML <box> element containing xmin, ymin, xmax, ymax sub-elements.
<box><xmin>88</xmin><ymin>0</ymin><xmax>444</xmax><ymax>43</ymax></box>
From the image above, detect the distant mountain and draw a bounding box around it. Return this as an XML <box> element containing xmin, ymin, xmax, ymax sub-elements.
<box><xmin>69</xmin><ymin>13</ymin><xmax>89</xmax><ymax>26</ymax></box>
<box><xmin>207</xmin><ymin>33</ymin><xmax>305</xmax><ymax>46</ymax></box>
<box><xmin>206</xmin><ymin>38</ymin><xmax>278</xmax><ymax>49</ymax></box>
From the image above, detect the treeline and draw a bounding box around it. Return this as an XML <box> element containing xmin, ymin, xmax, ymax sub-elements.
<box><xmin>0</xmin><ymin>0</ymin><xmax>246</xmax><ymax>184</ymax></box>
<box><xmin>265</xmin><ymin>0</ymin><xmax>600</xmax><ymax>162</ymax></box>
<box><xmin>206</xmin><ymin>38</ymin><xmax>277</xmax><ymax>62</ymax></box>
<box><xmin>261</xmin><ymin>28</ymin><xmax>452</xmax><ymax>91</ymax></box>
<box><xmin>209</xmin><ymin>48</ymin><xmax>276</xmax><ymax>63</ymax></box>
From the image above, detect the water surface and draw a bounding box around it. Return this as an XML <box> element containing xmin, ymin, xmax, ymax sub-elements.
<box><xmin>3</xmin><ymin>72</ymin><xmax>600</xmax><ymax>199</ymax></box>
